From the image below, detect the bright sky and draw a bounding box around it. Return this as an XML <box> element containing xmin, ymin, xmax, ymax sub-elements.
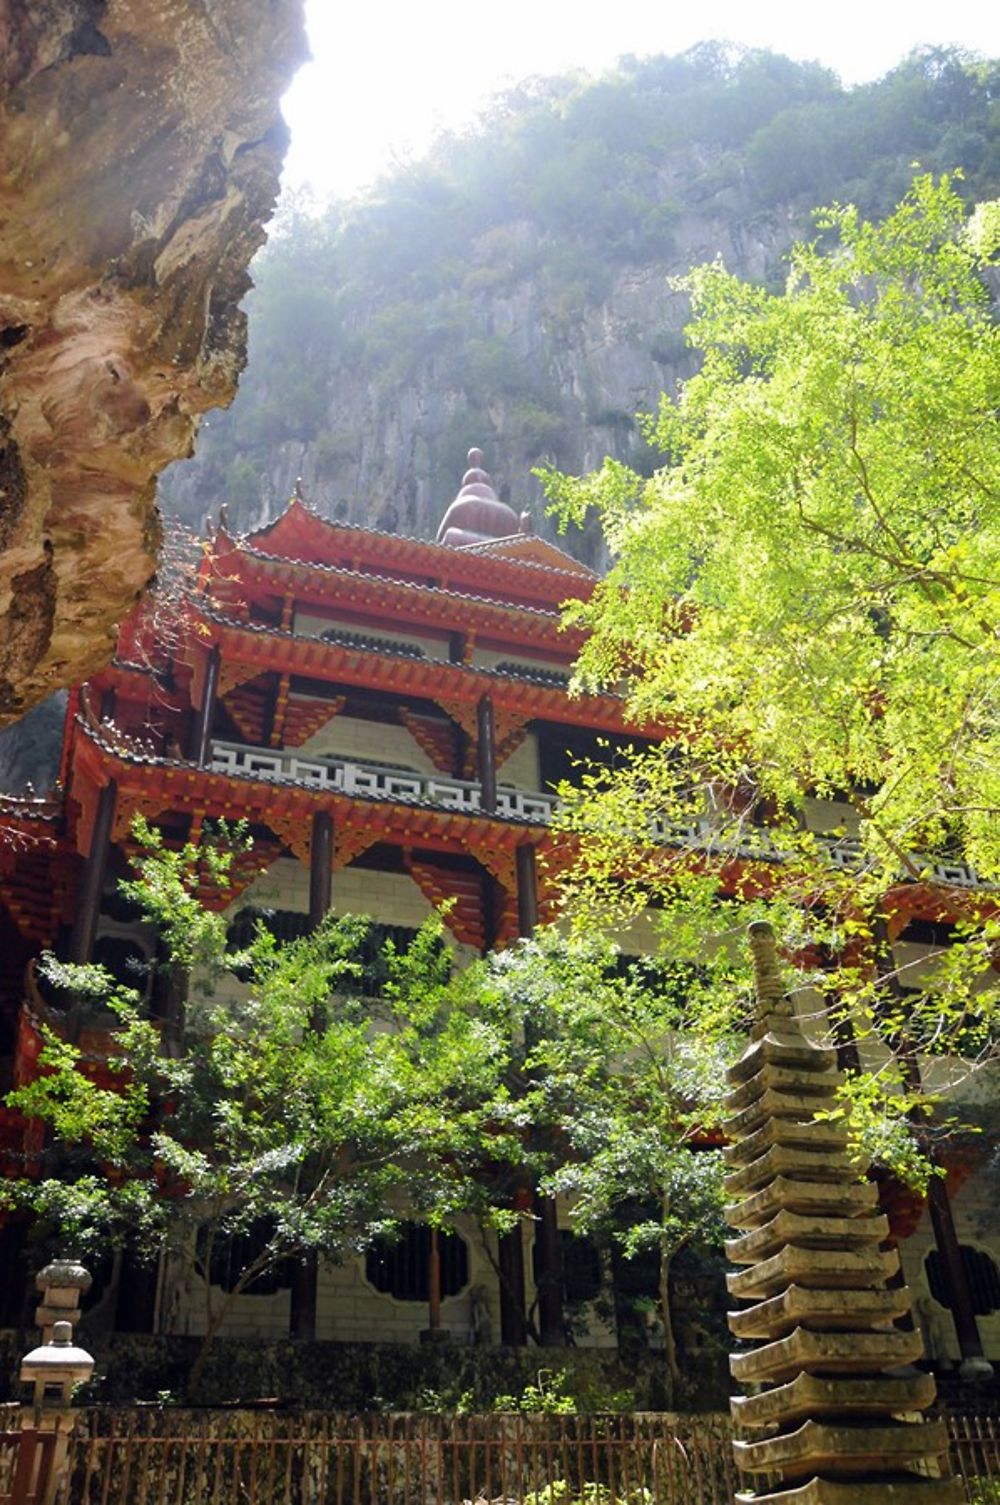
<box><xmin>281</xmin><ymin>0</ymin><xmax>1000</xmax><ymax>201</ymax></box>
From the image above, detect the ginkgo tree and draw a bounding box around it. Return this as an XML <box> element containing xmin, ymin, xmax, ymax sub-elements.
<box><xmin>541</xmin><ymin>175</ymin><xmax>1000</xmax><ymax>1176</ymax></box>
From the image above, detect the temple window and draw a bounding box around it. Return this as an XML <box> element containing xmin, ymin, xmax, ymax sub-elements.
<box><xmin>365</xmin><ymin>1223</ymin><xmax>469</xmax><ymax>1301</ymax></box>
<box><xmin>926</xmin><ymin>1245</ymin><xmax>1000</xmax><ymax>1316</ymax></box>
<box><xmin>198</xmin><ymin>1219</ymin><xmax>292</xmax><ymax>1296</ymax></box>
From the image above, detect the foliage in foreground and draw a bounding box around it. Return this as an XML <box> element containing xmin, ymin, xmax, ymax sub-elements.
<box><xmin>5</xmin><ymin>821</ymin><xmax>513</xmax><ymax>1375</ymax></box>
<box><xmin>4</xmin><ymin>823</ymin><xmax>728</xmax><ymax>1387</ymax></box>
<box><xmin>542</xmin><ymin>175</ymin><xmax>1000</xmax><ymax>1181</ymax></box>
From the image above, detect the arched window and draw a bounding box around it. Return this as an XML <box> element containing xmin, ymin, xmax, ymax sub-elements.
<box><xmin>92</xmin><ymin>936</ymin><xmax>150</xmax><ymax>993</ymax></box>
<box><xmin>198</xmin><ymin>1219</ymin><xmax>292</xmax><ymax>1296</ymax></box>
<box><xmin>365</xmin><ymin>1224</ymin><xmax>468</xmax><ymax>1301</ymax></box>
<box><xmin>926</xmin><ymin>1245</ymin><xmax>1000</xmax><ymax>1316</ymax></box>
<box><xmin>226</xmin><ymin>906</ymin><xmax>312</xmax><ymax>951</ymax></box>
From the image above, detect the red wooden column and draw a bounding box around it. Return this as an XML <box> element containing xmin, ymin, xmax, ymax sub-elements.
<box><xmin>65</xmin><ymin>779</ymin><xmax>118</xmax><ymax>1044</ymax></box>
<box><xmin>290</xmin><ymin>808</ymin><xmax>335</xmax><ymax>1342</ymax></box>
<box><xmin>190</xmin><ymin>645</ymin><xmax>220</xmax><ymax>766</ymax></box>
<box><xmin>308</xmin><ymin>810</ymin><xmax>334</xmax><ymax>929</ymax></box>
<box><xmin>926</xmin><ymin>1174</ymin><xmax>993</xmax><ymax>1378</ymax></box>
<box><xmin>516</xmin><ymin>842</ymin><xmax>539</xmax><ymax>938</ymax></box>
<box><xmin>67</xmin><ymin>780</ymin><xmax>117</xmax><ymax>967</ymax></box>
<box><xmin>516</xmin><ymin>838</ymin><xmax>564</xmax><ymax>1346</ymax></box>
<box><xmin>477</xmin><ymin>694</ymin><xmax>497</xmax><ymax>814</ymax></box>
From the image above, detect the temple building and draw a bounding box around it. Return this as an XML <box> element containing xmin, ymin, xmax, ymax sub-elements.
<box><xmin>0</xmin><ymin>452</ymin><xmax>998</xmax><ymax>1374</ymax></box>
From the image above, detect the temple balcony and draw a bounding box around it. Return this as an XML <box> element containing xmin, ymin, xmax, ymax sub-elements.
<box><xmin>208</xmin><ymin>739</ymin><xmax>558</xmax><ymax>823</ymax></box>
<box><xmin>206</xmin><ymin>741</ymin><xmax>991</xmax><ymax>891</ymax></box>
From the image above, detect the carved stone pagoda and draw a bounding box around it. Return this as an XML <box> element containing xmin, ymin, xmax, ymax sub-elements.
<box><xmin>726</xmin><ymin>921</ymin><xmax>963</xmax><ymax>1503</ymax></box>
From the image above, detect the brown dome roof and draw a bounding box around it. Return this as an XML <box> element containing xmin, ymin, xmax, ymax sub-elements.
<box><xmin>436</xmin><ymin>448</ymin><xmax>519</xmax><ymax>547</ymax></box>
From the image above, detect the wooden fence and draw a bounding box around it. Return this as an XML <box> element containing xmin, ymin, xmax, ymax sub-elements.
<box><xmin>0</xmin><ymin>1404</ymin><xmax>58</xmax><ymax>1505</ymax></box>
<box><xmin>63</xmin><ymin>1411</ymin><xmax>739</xmax><ymax>1504</ymax></box>
<box><xmin>949</xmin><ymin>1412</ymin><xmax>1000</xmax><ymax>1503</ymax></box>
<box><xmin>43</xmin><ymin>1406</ymin><xmax>1000</xmax><ymax>1504</ymax></box>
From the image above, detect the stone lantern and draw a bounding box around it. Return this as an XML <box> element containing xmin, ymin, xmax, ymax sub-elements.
<box><xmin>19</xmin><ymin>1265</ymin><xmax>95</xmax><ymax>1505</ymax></box>
<box><xmin>20</xmin><ymin>1320</ymin><xmax>94</xmax><ymax>1410</ymax></box>
<box><xmin>34</xmin><ymin>1259</ymin><xmax>92</xmax><ymax>1343</ymax></box>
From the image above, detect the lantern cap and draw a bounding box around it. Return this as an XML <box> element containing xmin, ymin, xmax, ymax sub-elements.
<box><xmin>36</xmin><ymin>1260</ymin><xmax>92</xmax><ymax>1293</ymax></box>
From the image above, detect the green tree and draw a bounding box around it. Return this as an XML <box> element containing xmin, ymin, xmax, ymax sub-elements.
<box><xmin>3</xmin><ymin>822</ymin><xmax>512</xmax><ymax>1391</ymax></box>
<box><xmin>542</xmin><ymin>176</ymin><xmax>1000</xmax><ymax>1177</ymax></box>
<box><xmin>472</xmin><ymin>930</ymin><xmax>729</xmax><ymax>1394</ymax></box>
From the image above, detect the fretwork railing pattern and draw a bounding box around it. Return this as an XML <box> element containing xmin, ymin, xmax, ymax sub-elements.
<box><xmin>209</xmin><ymin>740</ymin><xmax>991</xmax><ymax>890</ymax></box>
<box><xmin>209</xmin><ymin>741</ymin><xmax>557</xmax><ymax>823</ymax></box>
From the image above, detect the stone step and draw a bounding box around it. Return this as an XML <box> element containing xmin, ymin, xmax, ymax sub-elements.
<box><xmin>731</xmin><ymin>1371</ymin><xmax>937</xmax><ymax>1429</ymax></box>
<box><xmin>730</xmin><ymin>1324</ymin><xmax>924</xmax><ymax>1385</ymax></box>
<box><xmin>724</xmin><ymin>1143</ymin><xmax>869</xmax><ymax>1197</ymax></box>
<box><xmin>734</xmin><ymin>1416</ymin><xmax>951</xmax><ymax>1476</ymax></box>
<box><xmin>727</xmin><ymin>1244</ymin><xmax>899</xmax><ymax>1301</ymax></box>
<box><xmin>735</xmin><ymin>1474</ymin><xmax>963</xmax><ymax>1504</ymax></box>
<box><xmin>725</xmin><ymin>1088</ymin><xmax>854</xmax><ymax>1139</ymax></box>
<box><xmin>729</xmin><ymin>1283</ymin><xmax>912</xmax><ymax>1340</ymax></box>
<box><xmin>728</xmin><ymin>1175</ymin><xmax>879</xmax><ymax>1230</ymax></box>
<box><xmin>724</xmin><ymin>1115</ymin><xmax>850</xmax><ymax>1166</ymax></box>
<box><xmin>726</xmin><ymin>1208</ymin><xmax>889</xmax><ymax>1264</ymax></box>
<box><xmin>728</xmin><ymin>1031</ymin><xmax>839</xmax><ymax>1084</ymax></box>
<box><xmin>726</xmin><ymin>1064</ymin><xmax>844</xmax><ymax>1113</ymax></box>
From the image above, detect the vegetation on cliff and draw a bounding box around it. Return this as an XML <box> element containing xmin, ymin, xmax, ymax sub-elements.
<box><xmin>160</xmin><ymin>43</ymin><xmax>1000</xmax><ymax>538</ymax></box>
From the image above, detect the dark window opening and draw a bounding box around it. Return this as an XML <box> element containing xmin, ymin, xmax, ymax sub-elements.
<box><xmin>227</xmin><ymin>906</ymin><xmax>312</xmax><ymax>951</ymax></box>
<box><xmin>92</xmin><ymin>936</ymin><xmax>150</xmax><ymax>993</ymax></box>
<box><xmin>225</xmin><ymin>913</ymin><xmax>447</xmax><ymax>994</ymax></box>
<box><xmin>926</xmin><ymin>1245</ymin><xmax>1000</xmax><ymax>1316</ymax></box>
<box><xmin>366</xmin><ymin>1223</ymin><xmax>469</xmax><ymax>1301</ymax></box>
<box><xmin>198</xmin><ymin>1219</ymin><xmax>293</xmax><ymax>1295</ymax></box>
<box><xmin>533</xmin><ymin>1230</ymin><xmax>603</xmax><ymax>1306</ymax></box>
<box><xmin>99</xmin><ymin>886</ymin><xmax>145</xmax><ymax>925</ymax></box>
<box><xmin>537</xmin><ymin>727</ymin><xmax>653</xmax><ymax>797</ymax></box>
<box><xmin>898</xmin><ymin>919</ymin><xmax>955</xmax><ymax>949</ymax></box>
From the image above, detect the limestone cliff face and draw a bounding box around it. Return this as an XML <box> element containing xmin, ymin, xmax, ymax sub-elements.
<box><xmin>160</xmin><ymin>186</ymin><xmax>798</xmax><ymax>562</ymax></box>
<box><xmin>0</xmin><ymin>0</ymin><xmax>306</xmax><ymax>725</ymax></box>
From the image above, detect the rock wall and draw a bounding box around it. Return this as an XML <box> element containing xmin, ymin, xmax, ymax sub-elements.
<box><xmin>161</xmin><ymin>195</ymin><xmax>795</xmax><ymax>563</ymax></box>
<box><xmin>0</xmin><ymin>0</ymin><xmax>307</xmax><ymax>725</ymax></box>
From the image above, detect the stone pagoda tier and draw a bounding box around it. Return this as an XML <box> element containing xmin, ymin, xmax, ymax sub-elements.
<box><xmin>724</xmin><ymin>921</ymin><xmax>962</xmax><ymax>1504</ymax></box>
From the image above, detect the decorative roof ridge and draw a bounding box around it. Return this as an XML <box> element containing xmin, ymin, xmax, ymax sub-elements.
<box><xmin>110</xmin><ymin>658</ymin><xmax>155</xmax><ymax>676</ymax></box>
<box><xmin>236</xmin><ymin>544</ymin><xmax>573</xmax><ymax>623</ymax></box>
<box><xmin>456</xmin><ymin>532</ymin><xmax>598</xmax><ymax>575</ymax></box>
<box><xmin>74</xmin><ymin>718</ymin><xmax>551</xmax><ymax>831</ymax></box>
<box><xmin>188</xmin><ymin>599</ymin><xmax>621</xmax><ymax>700</ymax></box>
<box><xmin>243</xmin><ymin>498</ymin><xmax>594</xmax><ymax>585</ymax></box>
<box><xmin>0</xmin><ymin>791</ymin><xmax>62</xmax><ymax>823</ymax></box>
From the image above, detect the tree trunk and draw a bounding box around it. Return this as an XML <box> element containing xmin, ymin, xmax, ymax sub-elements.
<box><xmin>188</xmin><ymin>1285</ymin><xmax>233</xmax><ymax>1399</ymax></box>
<box><xmin>659</xmin><ymin>1232</ymin><xmax>681</xmax><ymax>1408</ymax></box>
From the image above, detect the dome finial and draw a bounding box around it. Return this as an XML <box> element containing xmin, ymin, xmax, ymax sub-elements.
<box><xmin>436</xmin><ymin>447</ymin><xmax>519</xmax><ymax>548</ymax></box>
